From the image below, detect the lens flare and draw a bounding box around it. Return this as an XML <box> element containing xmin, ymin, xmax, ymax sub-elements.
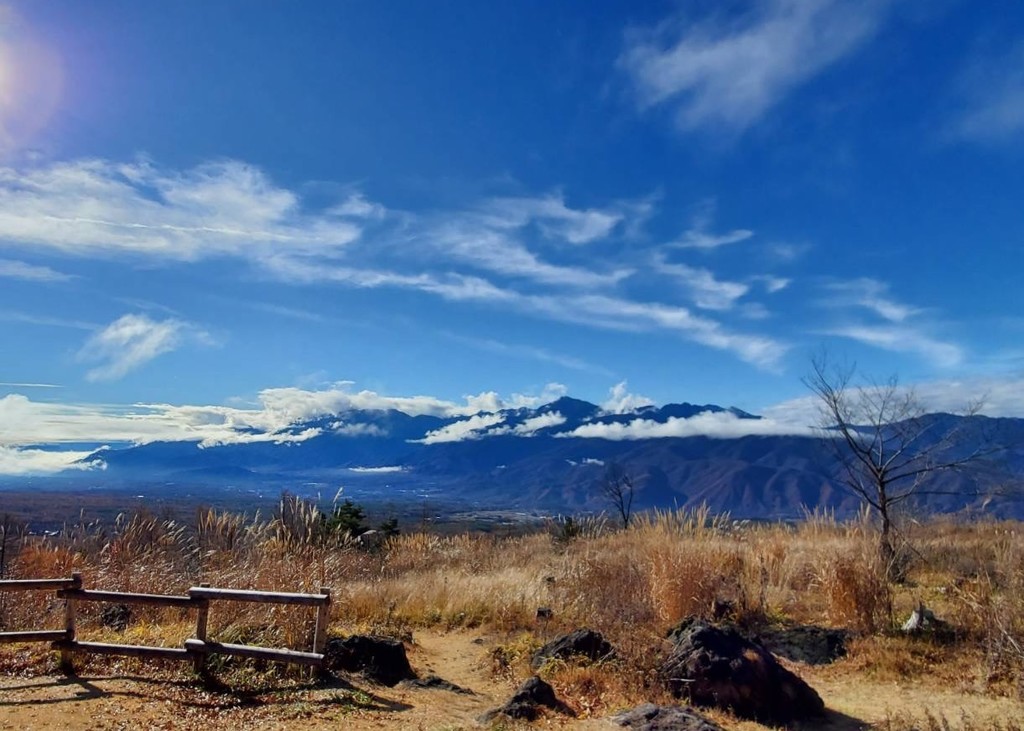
<box><xmin>0</xmin><ymin>12</ymin><xmax>63</xmax><ymax>155</ymax></box>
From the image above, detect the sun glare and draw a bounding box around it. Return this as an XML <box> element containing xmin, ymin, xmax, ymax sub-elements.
<box><xmin>0</xmin><ymin>22</ymin><xmax>63</xmax><ymax>153</ymax></box>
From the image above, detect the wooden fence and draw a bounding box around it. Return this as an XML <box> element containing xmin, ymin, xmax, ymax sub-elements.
<box><xmin>0</xmin><ymin>572</ymin><xmax>331</xmax><ymax>673</ymax></box>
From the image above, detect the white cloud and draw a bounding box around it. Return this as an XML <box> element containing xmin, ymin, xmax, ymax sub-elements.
<box><xmin>0</xmin><ymin>258</ymin><xmax>72</xmax><ymax>281</ymax></box>
<box><xmin>620</xmin><ymin>0</ymin><xmax>884</xmax><ymax>133</ymax></box>
<box><xmin>676</xmin><ymin>227</ymin><xmax>754</xmax><ymax>250</ymax></box>
<box><xmin>428</xmin><ymin>220</ymin><xmax>629</xmax><ymax>288</ymax></box>
<box><xmin>765</xmin><ymin>374</ymin><xmax>1024</xmax><ymax>424</ymax></box>
<box><xmin>491</xmin><ymin>411</ymin><xmax>568</xmax><ymax>438</ymax></box>
<box><xmin>655</xmin><ymin>255</ymin><xmax>749</xmax><ymax>310</ymax></box>
<box><xmin>441</xmin><ymin>333</ymin><xmax>611</xmax><ymax>375</ymax></box>
<box><xmin>559</xmin><ymin>410</ymin><xmax>815</xmax><ymax>440</ymax></box>
<box><xmin>329</xmin><ymin>193</ymin><xmax>387</xmax><ymax>219</ymax></box>
<box><xmin>0</xmin><ymin>310</ymin><xmax>95</xmax><ymax>330</ymax></box>
<box><xmin>824</xmin><ymin>324</ymin><xmax>964</xmax><ymax>369</ymax></box>
<box><xmin>822</xmin><ymin>278</ymin><xmax>920</xmax><ymax>322</ymax></box>
<box><xmin>751</xmin><ymin>275</ymin><xmax>790</xmax><ymax>293</ymax></box>
<box><xmin>601</xmin><ymin>381</ymin><xmax>655</xmax><ymax>415</ymax></box>
<box><xmin>816</xmin><ymin>278</ymin><xmax>963</xmax><ymax>367</ymax></box>
<box><xmin>0</xmin><ymin>445</ymin><xmax>105</xmax><ymax>476</ymax></box>
<box><xmin>276</xmin><ymin>256</ymin><xmax>787</xmax><ymax>370</ymax></box>
<box><xmin>506</xmin><ymin>383</ymin><xmax>569</xmax><ymax>410</ymax></box>
<box><xmin>415</xmin><ymin>413</ymin><xmax>506</xmax><ymax>444</ymax></box>
<box><xmin>0</xmin><ymin>156</ymin><xmax>787</xmax><ymax>371</ymax></box>
<box><xmin>514</xmin><ymin>411</ymin><xmax>567</xmax><ymax>436</ymax></box>
<box><xmin>949</xmin><ymin>42</ymin><xmax>1024</xmax><ymax>143</ymax></box>
<box><xmin>481</xmin><ymin>194</ymin><xmax>624</xmax><ymax>244</ymax></box>
<box><xmin>77</xmin><ymin>313</ymin><xmax>211</xmax><ymax>381</ymax></box>
<box><xmin>349</xmin><ymin>465</ymin><xmax>405</xmax><ymax>473</ymax></box>
<box><xmin>671</xmin><ymin>200</ymin><xmax>753</xmax><ymax>250</ymax></box>
<box><xmin>0</xmin><ymin>159</ymin><xmax>363</xmax><ymax>261</ymax></box>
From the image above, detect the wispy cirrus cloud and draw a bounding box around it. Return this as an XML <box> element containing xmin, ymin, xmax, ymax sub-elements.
<box><xmin>818</xmin><ymin>278</ymin><xmax>963</xmax><ymax>367</ymax></box>
<box><xmin>0</xmin><ymin>258</ymin><xmax>73</xmax><ymax>281</ymax></box>
<box><xmin>948</xmin><ymin>41</ymin><xmax>1024</xmax><ymax>143</ymax></box>
<box><xmin>0</xmin><ymin>156</ymin><xmax>786</xmax><ymax>370</ymax></box>
<box><xmin>440</xmin><ymin>332</ymin><xmax>613</xmax><ymax>376</ymax></box>
<box><xmin>77</xmin><ymin>313</ymin><xmax>213</xmax><ymax>382</ymax></box>
<box><xmin>619</xmin><ymin>0</ymin><xmax>885</xmax><ymax>133</ymax></box>
<box><xmin>823</xmin><ymin>324</ymin><xmax>964</xmax><ymax>369</ymax></box>
<box><xmin>654</xmin><ymin>254</ymin><xmax>749</xmax><ymax>311</ymax></box>
<box><xmin>822</xmin><ymin>278</ymin><xmax>921</xmax><ymax>322</ymax></box>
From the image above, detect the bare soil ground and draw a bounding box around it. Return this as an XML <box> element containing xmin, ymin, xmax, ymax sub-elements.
<box><xmin>1</xmin><ymin>631</ymin><xmax>1020</xmax><ymax>731</ymax></box>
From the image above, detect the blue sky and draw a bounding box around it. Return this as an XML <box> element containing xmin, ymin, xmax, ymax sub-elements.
<box><xmin>1</xmin><ymin>1</ymin><xmax>1023</xmax><ymax>472</ymax></box>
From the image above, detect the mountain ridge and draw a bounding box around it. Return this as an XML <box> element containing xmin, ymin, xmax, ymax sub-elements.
<box><xmin>63</xmin><ymin>398</ymin><xmax>1024</xmax><ymax>519</ymax></box>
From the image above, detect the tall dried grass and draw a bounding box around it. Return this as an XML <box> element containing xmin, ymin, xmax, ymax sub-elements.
<box><xmin>1</xmin><ymin>501</ymin><xmax>1022</xmax><ymax>695</ymax></box>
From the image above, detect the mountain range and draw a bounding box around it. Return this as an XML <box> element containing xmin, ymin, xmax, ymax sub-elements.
<box><xmin>63</xmin><ymin>397</ymin><xmax>1024</xmax><ymax>520</ymax></box>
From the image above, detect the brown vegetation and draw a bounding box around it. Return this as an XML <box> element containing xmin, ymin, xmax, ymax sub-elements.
<box><xmin>1</xmin><ymin>501</ymin><xmax>1022</xmax><ymax>728</ymax></box>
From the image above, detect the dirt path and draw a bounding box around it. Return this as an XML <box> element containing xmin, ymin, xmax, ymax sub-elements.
<box><xmin>1</xmin><ymin>632</ymin><xmax>1020</xmax><ymax>730</ymax></box>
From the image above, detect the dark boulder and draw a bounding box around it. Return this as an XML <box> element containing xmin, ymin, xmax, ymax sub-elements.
<box><xmin>531</xmin><ymin>628</ymin><xmax>615</xmax><ymax>669</ymax></box>
<box><xmin>99</xmin><ymin>603</ymin><xmax>132</xmax><ymax>632</ymax></box>
<box><xmin>322</xmin><ymin>635</ymin><xmax>415</xmax><ymax>686</ymax></box>
<box><xmin>479</xmin><ymin>675</ymin><xmax>575</xmax><ymax>722</ymax></box>
<box><xmin>612</xmin><ymin>703</ymin><xmax>726</xmax><ymax>731</ymax></box>
<box><xmin>754</xmin><ymin>624</ymin><xmax>849</xmax><ymax>665</ymax></box>
<box><xmin>660</xmin><ymin>618</ymin><xmax>825</xmax><ymax>724</ymax></box>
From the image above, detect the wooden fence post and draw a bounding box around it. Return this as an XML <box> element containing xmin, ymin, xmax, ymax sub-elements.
<box><xmin>193</xmin><ymin>582</ymin><xmax>210</xmax><ymax>674</ymax></box>
<box><xmin>313</xmin><ymin>586</ymin><xmax>330</xmax><ymax>655</ymax></box>
<box><xmin>61</xmin><ymin>572</ymin><xmax>82</xmax><ymax>674</ymax></box>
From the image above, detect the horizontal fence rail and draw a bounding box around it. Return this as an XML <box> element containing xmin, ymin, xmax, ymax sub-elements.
<box><xmin>0</xmin><ymin>572</ymin><xmax>332</xmax><ymax>674</ymax></box>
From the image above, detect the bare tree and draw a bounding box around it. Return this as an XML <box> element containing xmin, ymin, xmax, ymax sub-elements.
<box><xmin>602</xmin><ymin>463</ymin><xmax>635</xmax><ymax>529</ymax></box>
<box><xmin>805</xmin><ymin>355</ymin><xmax>989</xmax><ymax>578</ymax></box>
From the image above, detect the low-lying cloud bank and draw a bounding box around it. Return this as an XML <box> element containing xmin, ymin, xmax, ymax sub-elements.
<box><xmin>0</xmin><ymin>445</ymin><xmax>106</xmax><ymax>476</ymax></box>
<box><xmin>557</xmin><ymin>410</ymin><xmax>814</xmax><ymax>440</ymax></box>
<box><xmin>2</xmin><ymin>373</ymin><xmax>1020</xmax><ymax>475</ymax></box>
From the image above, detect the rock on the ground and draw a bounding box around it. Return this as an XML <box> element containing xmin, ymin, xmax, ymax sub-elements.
<box><xmin>322</xmin><ymin>635</ymin><xmax>416</xmax><ymax>687</ymax></box>
<box><xmin>479</xmin><ymin>675</ymin><xmax>575</xmax><ymax>722</ymax></box>
<box><xmin>530</xmin><ymin>628</ymin><xmax>616</xmax><ymax>669</ymax></box>
<box><xmin>99</xmin><ymin>603</ymin><xmax>132</xmax><ymax>632</ymax></box>
<box><xmin>611</xmin><ymin>703</ymin><xmax>726</xmax><ymax>731</ymax></box>
<box><xmin>660</xmin><ymin>618</ymin><xmax>825</xmax><ymax>724</ymax></box>
<box><xmin>754</xmin><ymin>624</ymin><xmax>849</xmax><ymax>665</ymax></box>
<box><xmin>399</xmin><ymin>674</ymin><xmax>474</xmax><ymax>694</ymax></box>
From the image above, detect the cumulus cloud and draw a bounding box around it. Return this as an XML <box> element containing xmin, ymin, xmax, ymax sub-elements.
<box><xmin>415</xmin><ymin>413</ymin><xmax>506</xmax><ymax>444</ymax></box>
<box><xmin>77</xmin><ymin>313</ymin><xmax>211</xmax><ymax>381</ymax></box>
<box><xmin>620</xmin><ymin>0</ymin><xmax>885</xmax><ymax>133</ymax></box>
<box><xmin>0</xmin><ymin>258</ymin><xmax>72</xmax><ymax>281</ymax></box>
<box><xmin>559</xmin><ymin>410</ymin><xmax>815</xmax><ymax>440</ymax></box>
<box><xmin>490</xmin><ymin>411</ymin><xmax>567</xmax><ymax>437</ymax></box>
<box><xmin>601</xmin><ymin>381</ymin><xmax>655</xmax><ymax>415</ymax></box>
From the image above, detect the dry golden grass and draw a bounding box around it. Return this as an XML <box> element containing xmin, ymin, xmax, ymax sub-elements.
<box><xmin>1</xmin><ymin>500</ymin><xmax>1023</xmax><ymax>716</ymax></box>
